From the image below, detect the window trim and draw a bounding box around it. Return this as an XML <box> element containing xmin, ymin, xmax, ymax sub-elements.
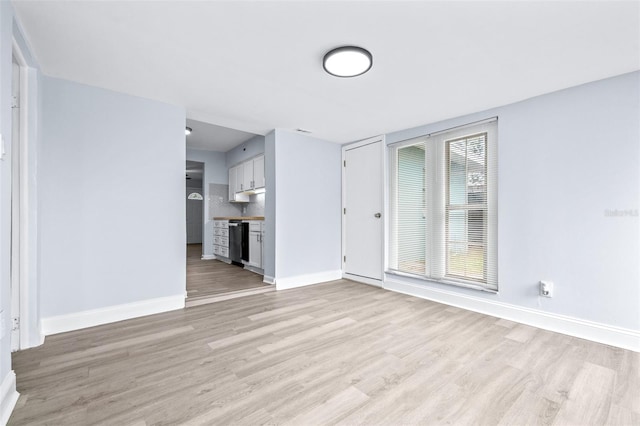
<box><xmin>445</xmin><ymin>132</ymin><xmax>489</xmax><ymax>284</ymax></box>
<box><xmin>386</xmin><ymin>117</ymin><xmax>498</xmax><ymax>292</ymax></box>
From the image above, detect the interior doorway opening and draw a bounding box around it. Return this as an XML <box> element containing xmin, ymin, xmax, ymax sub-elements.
<box><xmin>185</xmin><ymin>160</ymin><xmax>204</xmax><ymax>247</ymax></box>
<box><xmin>10</xmin><ymin>54</ymin><xmax>21</xmax><ymax>351</ymax></box>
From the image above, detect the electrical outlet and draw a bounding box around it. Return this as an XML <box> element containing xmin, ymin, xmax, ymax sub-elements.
<box><xmin>540</xmin><ymin>281</ymin><xmax>554</xmax><ymax>298</ymax></box>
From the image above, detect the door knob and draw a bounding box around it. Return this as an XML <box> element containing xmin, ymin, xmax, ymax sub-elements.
<box><xmin>374</xmin><ymin>213</ymin><xmax>382</xmax><ymax>218</ymax></box>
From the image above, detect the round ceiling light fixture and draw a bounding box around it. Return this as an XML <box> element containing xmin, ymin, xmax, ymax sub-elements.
<box><xmin>185</xmin><ymin>127</ymin><xmax>192</xmax><ymax>136</ymax></box>
<box><xmin>323</xmin><ymin>46</ymin><xmax>372</xmax><ymax>78</ymax></box>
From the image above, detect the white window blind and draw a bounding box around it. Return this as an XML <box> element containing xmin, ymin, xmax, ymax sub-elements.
<box><xmin>388</xmin><ymin>119</ymin><xmax>498</xmax><ymax>291</ymax></box>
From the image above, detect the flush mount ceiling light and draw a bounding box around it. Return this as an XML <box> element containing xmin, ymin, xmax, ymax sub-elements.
<box><xmin>323</xmin><ymin>46</ymin><xmax>372</xmax><ymax>78</ymax></box>
<box><xmin>185</xmin><ymin>127</ymin><xmax>192</xmax><ymax>135</ymax></box>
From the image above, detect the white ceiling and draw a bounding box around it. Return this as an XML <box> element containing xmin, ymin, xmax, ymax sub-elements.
<box><xmin>186</xmin><ymin>118</ymin><xmax>256</xmax><ymax>152</ymax></box>
<box><xmin>13</xmin><ymin>1</ymin><xmax>640</xmax><ymax>145</ymax></box>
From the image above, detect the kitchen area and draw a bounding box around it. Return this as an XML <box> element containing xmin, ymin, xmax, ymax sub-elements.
<box><xmin>213</xmin><ymin>153</ymin><xmax>266</xmax><ymax>274</ymax></box>
<box><xmin>186</xmin><ymin>133</ymin><xmax>272</xmax><ymax>306</ymax></box>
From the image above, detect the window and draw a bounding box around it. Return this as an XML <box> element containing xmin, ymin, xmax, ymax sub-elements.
<box><xmin>388</xmin><ymin>119</ymin><xmax>498</xmax><ymax>291</ymax></box>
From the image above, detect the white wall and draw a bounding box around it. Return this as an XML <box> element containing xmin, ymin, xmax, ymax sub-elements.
<box><xmin>225</xmin><ymin>134</ymin><xmax>265</xmax><ymax>168</ymax></box>
<box><xmin>272</xmin><ymin>130</ymin><xmax>342</xmax><ymax>288</ymax></box>
<box><xmin>186</xmin><ymin>148</ymin><xmax>226</xmax><ymax>257</ymax></box>
<box><xmin>0</xmin><ymin>2</ymin><xmax>16</xmax><ymax>419</ymax></box>
<box><xmin>384</xmin><ymin>71</ymin><xmax>640</xmax><ymax>347</ymax></box>
<box><xmin>40</xmin><ymin>77</ymin><xmax>186</xmax><ymax>320</ymax></box>
<box><xmin>1</xmin><ymin>3</ymin><xmax>41</xmax><ymax>421</ymax></box>
<box><xmin>263</xmin><ymin>131</ymin><xmax>276</xmax><ymax>281</ymax></box>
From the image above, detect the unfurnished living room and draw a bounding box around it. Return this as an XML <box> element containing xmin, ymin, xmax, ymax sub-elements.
<box><xmin>1</xmin><ymin>1</ymin><xmax>639</xmax><ymax>425</ymax></box>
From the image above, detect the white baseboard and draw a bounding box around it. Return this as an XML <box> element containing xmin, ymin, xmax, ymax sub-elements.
<box><xmin>25</xmin><ymin>327</ymin><xmax>45</xmax><ymax>349</ymax></box>
<box><xmin>201</xmin><ymin>254</ymin><xmax>216</xmax><ymax>260</ymax></box>
<box><xmin>385</xmin><ymin>278</ymin><xmax>640</xmax><ymax>352</ymax></box>
<box><xmin>243</xmin><ymin>265</ymin><xmax>264</xmax><ymax>275</ymax></box>
<box><xmin>41</xmin><ymin>294</ymin><xmax>185</xmax><ymax>336</ymax></box>
<box><xmin>1</xmin><ymin>371</ymin><xmax>19</xmax><ymax>426</ymax></box>
<box><xmin>263</xmin><ymin>275</ymin><xmax>275</xmax><ymax>285</ymax></box>
<box><xmin>343</xmin><ymin>273</ymin><xmax>383</xmax><ymax>288</ymax></box>
<box><xmin>276</xmin><ymin>270</ymin><xmax>342</xmax><ymax>290</ymax></box>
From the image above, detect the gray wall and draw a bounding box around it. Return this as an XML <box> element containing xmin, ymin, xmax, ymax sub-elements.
<box><xmin>385</xmin><ymin>71</ymin><xmax>640</xmax><ymax>330</ymax></box>
<box><xmin>225</xmin><ymin>134</ymin><xmax>265</xmax><ymax>168</ymax></box>
<box><xmin>186</xmin><ymin>148</ymin><xmax>226</xmax><ymax>257</ymax></box>
<box><xmin>40</xmin><ymin>77</ymin><xmax>186</xmax><ymax>318</ymax></box>
<box><xmin>273</xmin><ymin>130</ymin><xmax>342</xmax><ymax>280</ymax></box>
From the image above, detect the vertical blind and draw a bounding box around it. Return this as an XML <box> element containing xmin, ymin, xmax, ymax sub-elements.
<box><xmin>388</xmin><ymin>119</ymin><xmax>498</xmax><ymax>291</ymax></box>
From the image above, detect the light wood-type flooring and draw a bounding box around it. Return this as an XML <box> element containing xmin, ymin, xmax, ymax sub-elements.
<box><xmin>186</xmin><ymin>243</ymin><xmax>271</xmax><ymax>305</ymax></box>
<box><xmin>10</xmin><ymin>280</ymin><xmax>640</xmax><ymax>425</ymax></box>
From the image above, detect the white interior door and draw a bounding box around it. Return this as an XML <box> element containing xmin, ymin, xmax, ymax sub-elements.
<box><xmin>343</xmin><ymin>137</ymin><xmax>384</xmax><ymax>285</ymax></box>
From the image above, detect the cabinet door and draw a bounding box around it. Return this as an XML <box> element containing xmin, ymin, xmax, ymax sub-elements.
<box><xmin>249</xmin><ymin>231</ymin><xmax>262</xmax><ymax>268</ymax></box>
<box><xmin>229</xmin><ymin>166</ymin><xmax>237</xmax><ymax>200</ymax></box>
<box><xmin>243</xmin><ymin>160</ymin><xmax>254</xmax><ymax>190</ymax></box>
<box><xmin>253</xmin><ymin>155</ymin><xmax>265</xmax><ymax>189</ymax></box>
<box><xmin>235</xmin><ymin>163</ymin><xmax>245</xmax><ymax>193</ymax></box>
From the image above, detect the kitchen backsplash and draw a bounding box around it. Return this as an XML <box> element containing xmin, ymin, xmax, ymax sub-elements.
<box><xmin>244</xmin><ymin>192</ymin><xmax>265</xmax><ymax>217</ymax></box>
<box><xmin>209</xmin><ymin>183</ymin><xmax>265</xmax><ymax>218</ymax></box>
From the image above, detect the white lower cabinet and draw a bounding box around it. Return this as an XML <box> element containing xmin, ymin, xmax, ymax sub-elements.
<box><xmin>245</xmin><ymin>221</ymin><xmax>263</xmax><ymax>270</ymax></box>
<box><xmin>213</xmin><ymin>220</ymin><xmax>230</xmax><ymax>260</ymax></box>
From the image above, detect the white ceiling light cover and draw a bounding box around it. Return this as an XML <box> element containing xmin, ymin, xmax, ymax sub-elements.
<box><xmin>323</xmin><ymin>46</ymin><xmax>373</xmax><ymax>77</ymax></box>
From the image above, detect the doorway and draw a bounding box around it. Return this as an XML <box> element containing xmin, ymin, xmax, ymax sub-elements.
<box><xmin>10</xmin><ymin>54</ymin><xmax>21</xmax><ymax>351</ymax></box>
<box><xmin>342</xmin><ymin>136</ymin><xmax>385</xmax><ymax>286</ymax></box>
<box><xmin>185</xmin><ymin>160</ymin><xmax>204</xmax><ymax>246</ymax></box>
<box><xmin>9</xmin><ymin>45</ymin><xmax>32</xmax><ymax>351</ymax></box>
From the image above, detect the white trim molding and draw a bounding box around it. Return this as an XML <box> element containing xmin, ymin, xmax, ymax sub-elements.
<box><xmin>276</xmin><ymin>270</ymin><xmax>342</xmax><ymax>291</ymax></box>
<box><xmin>1</xmin><ymin>371</ymin><xmax>19</xmax><ymax>426</ymax></box>
<box><xmin>263</xmin><ymin>275</ymin><xmax>275</xmax><ymax>285</ymax></box>
<box><xmin>41</xmin><ymin>295</ymin><xmax>185</xmax><ymax>336</ymax></box>
<box><xmin>201</xmin><ymin>254</ymin><xmax>216</xmax><ymax>260</ymax></box>
<box><xmin>385</xmin><ymin>278</ymin><xmax>640</xmax><ymax>352</ymax></box>
<box><xmin>343</xmin><ymin>273</ymin><xmax>383</xmax><ymax>288</ymax></box>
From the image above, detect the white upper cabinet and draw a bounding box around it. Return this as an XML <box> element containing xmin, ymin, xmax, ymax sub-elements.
<box><xmin>228</xmin><ymin>165</ymin><xmax>237</xmax><ymax>200</ymax></box>
<box><xmin>229</xmin><ymin>165</ymin><xmax>249</xmax><ymax>202</ymax></box>
<box><xmin>228</xmin><ymin>154</ymin><xmax>265</xmax><ymax>199</ymax></box>
<box><xmin>253</xmin><ymin>155</ymin><xmax>265</xmax><ymax>189</ymax></box>
<box><xmin>235</xmin><ymin>163</ymin><xmax>245</xmax><ymax>192</ymax></box>
<box><xmin>242</xmin><ymin>160</ymin><xmax>253</xmax><ymax>191</ymax></box>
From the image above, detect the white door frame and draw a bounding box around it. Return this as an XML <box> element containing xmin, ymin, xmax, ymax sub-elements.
<box><xmin>11</xmin><ymin>39</ymin><xmax>34</xmax><ymax>350</ymax></box>
<box><xmin>341</xmin><ymin>135</ymin><xmax>386</xmax><ymax>287</ymax></box>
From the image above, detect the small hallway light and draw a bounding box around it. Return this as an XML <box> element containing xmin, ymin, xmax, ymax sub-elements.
<box><xmin>185</xmin><ymin>127</ymin><xmax>192</xmax><ymax>135</ymax></box>
<box><xmin>187</xmin><ymin>192</ymin><xmax>203</xmax><ymax>200</ymax></box>
<box><xmin>323</xmin><ymin>46</ymin><xmax>373</xmax><ymax>78</ymax></box>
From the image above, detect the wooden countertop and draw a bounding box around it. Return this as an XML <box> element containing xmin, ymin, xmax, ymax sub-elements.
<box><xmin>213</xmin><ymin>216</ymin><xmax>264</xmax><ymax>220</ymax></box>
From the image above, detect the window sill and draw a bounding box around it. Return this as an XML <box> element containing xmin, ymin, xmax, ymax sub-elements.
<box><xmin>385</xmin><ymin>270</ymin><xmax>498</xmax><ymax>294</ymax></box>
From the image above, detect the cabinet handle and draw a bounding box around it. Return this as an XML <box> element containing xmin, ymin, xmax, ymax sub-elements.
<box><xmin>240</xmin><ymin>184</ymin><xmax>243</xmax><ymax>190</ymax></box>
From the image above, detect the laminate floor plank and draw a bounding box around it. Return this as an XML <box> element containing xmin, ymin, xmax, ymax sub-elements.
<box><xmin>10</xmin><ymin>279</ymin><xmax>639</xmax><ymax>425</ymax></box>
<box><xmin>186</xmin><ymin>243</ymin><xmax>270</xmax><ymax>301</ymax></box>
